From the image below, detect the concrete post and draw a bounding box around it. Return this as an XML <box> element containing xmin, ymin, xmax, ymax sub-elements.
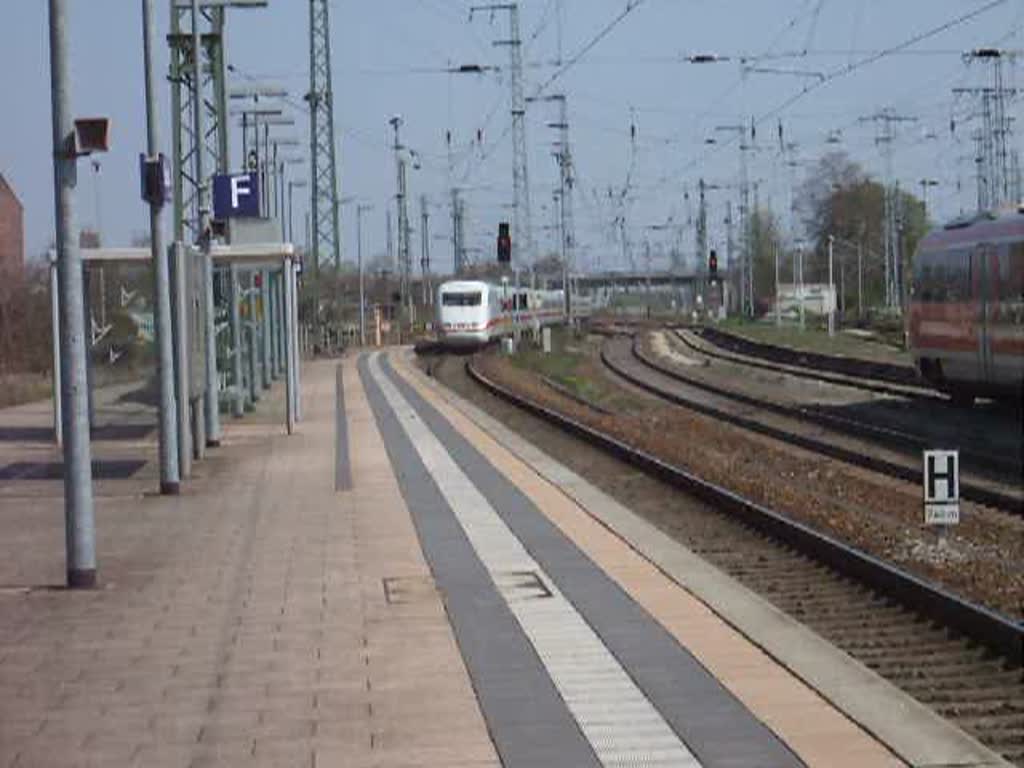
<box><xmin>143</xmin><ymin>0</ymin><xmax>179</xmax><ymax>494</ymax></box>
<box><xmin>48</xmin><ymin>0</ymin><xmax>96</xmax><ymax>588</ymax></box>
<box><xmin>229</xmin><ymin>263</ymin><xmax>244</xmax><ymax>417</ymax></box>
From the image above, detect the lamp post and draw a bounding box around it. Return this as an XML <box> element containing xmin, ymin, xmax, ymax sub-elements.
<box><xmin>796</xmin><ymin>243</ymin><xmax>805</xmax><ymax>331</ymax></box>
<box><xmin>356</xmin><ymin>203</ymin><xmax>374</xmax><ymax>346</ymax></box>
<box><xmin>827</xmin><ymin>234</ymin><xmax>836</xmax><ymax>337</ymax></box>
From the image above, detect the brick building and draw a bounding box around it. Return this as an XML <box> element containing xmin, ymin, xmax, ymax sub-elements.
<box><xmin>0</xmin><ymin>174</ymin><xmax>24</xmax><ymax>276</ymax></box>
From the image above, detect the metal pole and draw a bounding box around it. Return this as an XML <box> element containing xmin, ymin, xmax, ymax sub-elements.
<box><xmin>229</xmin><ymin>262</ymin><xmax>244</xmax><ymax>417</ymax></box>
<box><xmin>857</xmin><ymin>241</ymin><xmax>864</xmax><ymax>322</ymax></box>
<box><xmin>50</xmin><ymin>255</ymin><xmax>62</xmax><ymax>446</ymax></box>
<box><xmin>288</xmin><ymin>181</ymin><xmax>294</xmax><ymax>243</ymax></box>
<box><xmin>276</xmin><ymin>269</ymin><xmax>285</xmax><ymax>377</ymax></box>
<box><xmin>143</xmin><ymin>0</ymin><xmax>180</xmax><ymax>495</ymax></box>
<box><xmin>261</xmin><ymin>270</ymin><xmax>272</xmax><ymax>388</ymax></box>
<box><xmin>774</xmin><ymin>239</ymin><xmax>780</xmax><ymax>327</ymax></box>
<box><xmin>48</xmin><ymin>0</ymin><xmax>96</xmax><ymax>588</ymax></box>
<box><xmin>170</xmin><ymin>243</ymin><xmax>192</xmax><ymax>479</ymax></box>
<box><xmin>284</xmin><ymin>257</ymin><xmax>295</xmax><ymax>434</ymax></box>
<box><xmin>279</xmin><ymin>160</ymin><xmax>287</xmax><ymax>241</ymax></box>
<box><xmin>268</xmin><ymin>271</ymin><xmax>278</xmax><ymax>379</ymax></box>
<box><xmin>193</xmin><ymin>0</ymin><xmax>221</xmax><ymax>448</ymax></box>
<box><xmin>246</xmin><ymin>272</ymin><xmax>259</xmax><ymax>405</ymax></box>
<box><xmin>291</xmin><ymin>262</ymin><xmax>302</xmax><ymax>421</ymax></box>
<box><xmin>827</xmin><ymin>234</ymin><xmax>835</xmax><ymax>337</ymax></box>
<box><xmin>798</xmin><ymin>246</ymin><xmax>805</xmax><ymax>331</ymax></box>
<box><xmin>357</xmin><ymin>204</ymin><xmax>366</xmax><ymax>346</ymax></box>
<box><xmin>82</xmin><ymin>266</ymin><xmax>95</xmax><ymax>429</ymax></box>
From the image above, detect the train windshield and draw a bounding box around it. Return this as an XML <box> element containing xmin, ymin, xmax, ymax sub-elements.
<box><xmin>442</xmin><ymin>292</ymin><xmax>482</xmax><ymax>307</ymax></box>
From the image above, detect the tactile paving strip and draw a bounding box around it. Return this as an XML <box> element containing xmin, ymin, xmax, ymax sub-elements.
<box><xmin>369</xmin><ymin>353</ymin><xmax>701</xmax><ymax>768</ymax></box>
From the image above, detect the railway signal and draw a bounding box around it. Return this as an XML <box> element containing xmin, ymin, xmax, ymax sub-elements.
<box><xmin>708</xmin><ymin>249</ymin><xmax>718</xmax><ymax>279</ymax></box>
<box><xmin>497</xmin><ymin>222</ymin><xmax>511</xmax><ymax>264</ymax></box>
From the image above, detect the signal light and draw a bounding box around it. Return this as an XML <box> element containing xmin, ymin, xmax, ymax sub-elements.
<box><xmin>497</xmin><ymin>221</ymin><xmax>511</xmax><ymax>264</ymax></box>
<box><xmin>708</xmin><ymin>249</ymin><xmax>718</xmax><ymax>278</ymax></box>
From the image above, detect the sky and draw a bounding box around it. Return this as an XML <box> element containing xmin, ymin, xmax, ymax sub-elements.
<box><xmin>1</xmin><ymin>0</ymin><xmax>1022</xmax><ymax>275</ymax></box>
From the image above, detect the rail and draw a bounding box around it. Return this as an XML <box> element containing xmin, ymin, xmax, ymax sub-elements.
<box><xmin>465</xmin><ymin>355</ymin><xmax>1023</xmax><ymax>662</ymax></box>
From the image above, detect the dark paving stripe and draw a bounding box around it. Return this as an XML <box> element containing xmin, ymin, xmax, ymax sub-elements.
<box><xmin>381</xmin><ymin>355</ymin><xmax>806</xmax><ymax>768</ymax></box>
<box><xmin>0</xmin><ymin>427</ymin><xmax>55</xmax><ymax>443</ymax></box>
<box><xmin>335</xmin><ymin>364</ymin><xmax>352</xmax><ymax>491</ymax></box>
<box><xmin>0</xmin><ymin>459</ymin><xmax>147</xmax><ymax>481</ymax></box>
<box><xmin>91</xmin><ymin>423</ymin><xmax>155</xmax><ymax>441</ymax></box>
<box><xmin>358</xmin><ymin>354</ymin><xmax>599</xmax><ymax>768</ymax></box>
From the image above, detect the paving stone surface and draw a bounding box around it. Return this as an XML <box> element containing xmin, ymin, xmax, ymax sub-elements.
<box><xmin>0</xmin><ymin>362</ymin><xmax>497</xmax><ymax>768</ymax></box>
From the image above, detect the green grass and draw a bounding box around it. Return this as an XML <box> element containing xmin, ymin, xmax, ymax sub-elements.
<box><xmin>713</xmin><ymin>317</ymin><xmax>911</xmax><ymax>364</ymax></box>
<box><xmin>507</xmin><ymin>329</ymin><xmax>608</xmax><ymax>402</ymax></box>
<box><xmin>0</xmin><ymin>372</ymin><xmax>53</xmax><ymax>409</ymax></box>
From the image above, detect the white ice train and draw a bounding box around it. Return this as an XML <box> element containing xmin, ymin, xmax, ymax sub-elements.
<box><xmin>436</xmin><ymin>280</ymin><xmax>567</xmax><ymax>347</ymax></box>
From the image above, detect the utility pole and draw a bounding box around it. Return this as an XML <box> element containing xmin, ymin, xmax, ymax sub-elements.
<box><xmin>308</xmin><ymin>0</ymin><xmax>343</xmax><ymax>346</ymax></box>
<box><xmin>420</xmin><ymin>195</ymin><xmax>431</xmax><ymax>306</ymax></box>
<box><xmin>190</xmin><ymin>0</ymin><xmax>221</xmax><ymax>450</ymax></box>
<box><xmin>356</xmin><ymin>203</ymin><xmax>372</xmax><ymax>346</ymax></box>
<box><xmin>725</xmin><ymin>200</ymin><xmax>734</xmax><ymax>311</ymax></box>
<box><xmin>386</xmin><ymin>209</ymin><xmax>394</xmax><ymax>270</ymax></box>
<box><xmin>142</xmin><ymin>0</ymin><xmax>180</xmax><ymax>496</ymax></box>
<box><xmin>531</xmin><ymin>92</ymin><xmax>575</xmax><ymax>316</ymax></box>
<box><xmin>797</xmin><ymin>244</ymin><xmax>805</xmax><ymax>331</ymax></box>
<box><xmin>955</xmin><ymin>48</ymin><xmax>1018</xmax><ymax>211</ymax></box>
<box><xmin>453</xmin><ymin>189</ymin><xmax>467</xmax><ymax>274</ymax></box>
<box><xmin>716</xmin><ymin>122</ymin><xmax>753</xmax><ymax>316</ymax></box>
<box><xmin>171</xmin><ymin>0</ymin><xmax>251</xmax><ymax>454</ymax></box>
<box><xmin>48</xmin><ymin>0</ymin><xmax>96</xmax><ymax>587</ymax></box>
<box><xmin>696</xmin><ymin>178</ymin><xmax>708</xmax><ymax>275</ymax></box>
<box><xmin>773</xmin><ymin>238</ymin><xmax>780</xmax><ymax>326</ymax></box>
<box><xmin>860</xmin><ymin>108</ymin><xmax>916</xmax><ymax>312</ymax></box>
<box><xmin>827</xmin><ymin>234</ymin><xmax>836</xmax><ymax>337</ymax></box>
<box><xmin>389</xmin><ymin>116</ymin><xmax>412</xmax><ymax>324</ymax></box>
<box><xmin>471</xmin><ymin>3</ymin><xmax>533</xmax><ymax>276</ymax></box>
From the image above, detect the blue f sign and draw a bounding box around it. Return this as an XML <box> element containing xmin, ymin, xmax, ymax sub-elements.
<box><xmin>213</xmin><ymin>173</ymin><xmax>260</xmax><ymax>220</ymax></box>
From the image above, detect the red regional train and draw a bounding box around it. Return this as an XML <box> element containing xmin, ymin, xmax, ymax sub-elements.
<box><xmin>908</xmin><ymin>205</ymin><xmax>1024</xmax><ymax>405</ymax></box>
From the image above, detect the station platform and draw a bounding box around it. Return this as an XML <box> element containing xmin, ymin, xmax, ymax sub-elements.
<box><xmin>0</xmin><ymin>352</ymin><xmax>1007</xmax><ymax>767</ymax></box>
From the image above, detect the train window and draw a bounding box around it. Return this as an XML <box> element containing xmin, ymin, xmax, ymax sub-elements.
<box><xmin>441</xmin><ymin>292</ymin><xmax>482</xmax><ymax>307</ymax></box>
<box><xmin>998</xmin><ymin>242</ymin><xmax>1024</xmax><ymax>324</ymax></box>
<box><xmin>914</xmin><ymin>248</ymin><xmax>971</xmax><ymax>302</ymax></box>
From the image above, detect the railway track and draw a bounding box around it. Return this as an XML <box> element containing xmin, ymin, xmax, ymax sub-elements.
<box><xmin>676</xmin><ymin>326</ymin><xmax>940</xmax><ymax>402</ymax></box>
<box><xmin>423</xmin><ymin>352</ymin><xmax>1024</xmax><ymax>765</ymax></box>
<box><xmin>602</xmin><ymin>333</ymin><xmax>1023</xmax><ymax>518</ymax></box>
<box><xmin>697</xmin><ymin>325</ymin><xmax>921</xmax><ymax>386</ymax></box>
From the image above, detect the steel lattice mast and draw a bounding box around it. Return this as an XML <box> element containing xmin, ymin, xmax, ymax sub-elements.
<box><xmin>307</xmin><ymin>0</ymin><xmax>342</xmax><ymax>331</ymax></box>
<box><xmin>472</xmin><ymin>3</ymin><xmax>533</xmax><ymax>279</ymax></box>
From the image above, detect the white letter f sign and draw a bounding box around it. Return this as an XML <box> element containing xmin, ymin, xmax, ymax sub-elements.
<box><xmin>231</xmin><ymin>175</ymin><xmax>252</xmax><ymax>210</ymax></box>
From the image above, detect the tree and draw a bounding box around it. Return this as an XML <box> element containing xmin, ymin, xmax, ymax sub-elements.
<box><xmin>797</xmin><ymin>150</ymin><xmax>929</xmax><ymax>317</ymax></box>
<box><xmin>748</xmin><ymin>207</ymin><xmax>783</xmax><ymax>312</ymax></box>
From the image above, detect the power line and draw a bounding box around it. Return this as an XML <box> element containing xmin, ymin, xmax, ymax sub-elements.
<box><xmin>533</xmin><ymin>0</ymin><xmax>649</xmax><ymax>98</ymax></box>
<box><xmin>677</xmin><ymin>0</ymin><xmax>1011</xmax><ymax>177</ymax></box>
